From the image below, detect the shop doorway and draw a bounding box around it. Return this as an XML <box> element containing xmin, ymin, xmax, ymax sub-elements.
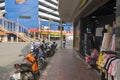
<box><xmin>80</xmin><ymin>0</ymin><xmax>116</xmax><ymax>56</ymax></box>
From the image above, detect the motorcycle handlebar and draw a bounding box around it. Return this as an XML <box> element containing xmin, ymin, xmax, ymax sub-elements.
<box><xmin>19</xmin><ymin>54</ymin><xmax>26</xmax><ymax>57</ymax></box>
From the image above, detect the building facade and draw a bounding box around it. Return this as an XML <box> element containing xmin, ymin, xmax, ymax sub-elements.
<box><xmin>0</xmin><ymin>0</ymin><xmax>72</xmax><ymax>41</ymax></box>
<box><xmin>5</xmin><ymin>0</ymin><xmax>38</xmax><ymax>29</ymax></box>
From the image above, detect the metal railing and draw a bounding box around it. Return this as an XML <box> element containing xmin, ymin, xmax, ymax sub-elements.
<box><xmin>0</xmin><ymin>18</ymin><xmax>28</xmax><ymax>33</ymax></box>
<box><xmin>0</xmin><ymin>18</ymin><xmax>32</xmax><ymax>42</ymax></box>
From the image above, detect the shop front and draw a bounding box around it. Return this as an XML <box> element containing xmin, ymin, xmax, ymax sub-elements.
<box><xmin>0</xmin><ymin>30</ymin><xmax>8</xmax><ymax>42</ymax></box>
<box><xmin>78</xmin><ymin>0</ymin><xmax>116</xmax><ymax>58</ymax></box>
<box><xmin>28</xmin><ymin>27</ymin><xmax>66</xmax><ymax>41</ymax></box>
<box><xmin>59</xmin><ymin>0</ymin><xmax>120</xmax><ymax>79</ymax></box>
<box><xmin>73</xmin><ymin>20</ymin><xmax>80</xmax><ymax>51</ymax></box>
<box><xmin>74</xmin><ymin>0</ymin><xmax>120</xmax><ymax>79</ymax></box>
<box><xmin>40</xmin><ymin>30</ymin><xmax>66</xmax><ymax>41</ymax></box>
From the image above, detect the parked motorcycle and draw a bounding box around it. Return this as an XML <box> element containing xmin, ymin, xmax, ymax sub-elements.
<box><xmin>32</xmin><ymin>45</ymin><xmax>47</xmax><ymax>70</ymax></box>
<box><xmin>45</xmin><ymin>43</ymin><xmax>53</xmax><ymax>57</ymax></box>
<box><xmin>51</xmin><ymin>41</ymin><xmax>57</xmax><ymax>54</ymax></box>
<box><xmin>45</xmin><ymin>41</ymin><xmax>57</xmax><ymax>57</ymax></box>
<box><xmin>37</xmin><ymin>49</ymin><xmax>47</xmax><ymax>70</ymax></box>
<box><xmin>11</xmin><ymin>53</ymin><xmax>39</xmax><ymax>80</ymax></box>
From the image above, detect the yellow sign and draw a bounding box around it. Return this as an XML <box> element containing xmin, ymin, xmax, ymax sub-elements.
<box><xmin>40</xmin><ymin>31</ymin><xmax>66</xmax><ymax>36</ymax></box>
<box><xmin>40</xmin><ymin>31</ymin><xmax>49</xmax><ymax>35</ymax></box>
<box><xmin>79</xmin><ymin>0</ymin><xmax>88</xmax><ymax>9</ymax></box>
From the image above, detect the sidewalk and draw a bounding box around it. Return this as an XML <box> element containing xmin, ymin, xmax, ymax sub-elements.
<box><xmin>39</xmin><ymin>48</ymin><xmax>101</xmax><ymax>80</ymax></box>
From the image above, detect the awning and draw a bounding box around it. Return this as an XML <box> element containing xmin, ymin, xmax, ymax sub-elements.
<box><xmin>58</xmin><ymin>0</ymin><xmax>110</xmax><ymax>22</ymax></box>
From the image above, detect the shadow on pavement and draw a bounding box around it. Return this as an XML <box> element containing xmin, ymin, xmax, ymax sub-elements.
<box><xmin>0</xmin><ymin>66</ymin><xmax>11</xmax><ymax>80</ymax></box>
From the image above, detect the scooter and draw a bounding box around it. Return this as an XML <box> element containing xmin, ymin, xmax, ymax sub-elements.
<box><xmin>37</xmin><ymin>49</ymin><xmax>47</xmax><ymax>70</ymax></box>
<box><xmin>11</xmin><ymin>53</ymin><xmax>40</xmax><ymax>80</ymax></box>
<box><xmin>50</xmin><ymin>41</ymin><xmax>57</xmax><ymax>56</ymax></box>
<box><xmin>45</xmin><ymin>42</ymin><xmax>57</xmax><ymax>57</ymax></box>
<box><xmin>32</xmin><ymin>46</ymin><xmax>47</xmax><ymax>70</ymax></box>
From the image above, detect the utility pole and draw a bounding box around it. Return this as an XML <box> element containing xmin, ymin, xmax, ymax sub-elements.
<box><xmin>38</xmin><ymin>18</ymin><xmax>41</xmax><ymax>39</ymax></box>
<box><xmin>17</xmin><ymin>19</ymin><xmax>19</xmax><ymax>42</ymax></box>
<box><xmin>48</xmin><ymin>18</ymin><xmax>51</xmax><ymax>42</ymax></box>
<box><xmin>60</xmin><ymin>20</ymin><xmax>63</xmax><ymax>49</ymax></box>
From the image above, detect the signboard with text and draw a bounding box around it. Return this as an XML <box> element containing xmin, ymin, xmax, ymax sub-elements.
<box><xmin>16</xmin><ymin>0</ymin><xmax>27</xmax><ymax>4</ymax></box>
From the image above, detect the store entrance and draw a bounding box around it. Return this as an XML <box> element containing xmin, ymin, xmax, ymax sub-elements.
<box><xmin>80</xmin><ymin>0</ymin><xmax>116</xmax><ymax>56</ymax></box>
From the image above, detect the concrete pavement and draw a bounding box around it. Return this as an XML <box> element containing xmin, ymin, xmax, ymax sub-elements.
<box><xmin>0</xmin><ymin>42</ymin><xmax>30</xmax><ymax>80</ymax></box>
<box><xmin>0</xmin><ymin>40</ymin><xmax>99</xmax><ymax>80</ymax></box>
<box><xmin>39</xmin><ymin>48</ymin><xmax>101</xmax><ymax>80</ymax></box>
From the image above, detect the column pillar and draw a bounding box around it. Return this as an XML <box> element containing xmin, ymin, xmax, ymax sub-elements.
<box><xmin>116</xmin><ymin>0</ymin><xmax>120</xmax><ymax>51</ymax></box>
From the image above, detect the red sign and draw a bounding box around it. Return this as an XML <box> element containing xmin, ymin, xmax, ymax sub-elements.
<box><xmin>28</xmin><ymin>28</ymin><xmax>38</xmax><ymax>32</ymax></box>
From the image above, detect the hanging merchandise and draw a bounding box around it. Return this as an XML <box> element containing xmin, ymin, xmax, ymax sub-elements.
<box><xmin>96</xmin><ymin>21</ymin><xmax>119</xmax><ymax>80</ymax></box>
<box><xmin>105</xmin><ymin>24</ymin><xmax>111</xmax><ymax>33</ymax></box>
<box><xmin>110</xmin><ymin>34</ymin><xmax>116</xmax><ymax>51</ymax></box>
<box><xmin>101</xmin><ymin>33</ymin><xmax>112</xmax><ymax>51</ymax></box>
<box><xmin>97</xmin><ymin>51</ymin><xmax>120</xmax><ymax>80</ymax></box>
<box><xmin>110</xmin><ymin>21</ymin><xmax>116</xmax><ymax>51</ymax></box>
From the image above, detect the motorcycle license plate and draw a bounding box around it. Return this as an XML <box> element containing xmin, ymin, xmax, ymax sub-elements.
<box><xmin>12</xmin><ymin>72</ymin><xmax>21</xmax><ymax>79</ymax></box>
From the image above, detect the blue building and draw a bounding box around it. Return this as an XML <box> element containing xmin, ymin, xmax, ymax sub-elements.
<box><xmin>40</xmin><ymin>20</ymin><xmax>71</xmax><ymax>31</ymax></box>
<box><xmin>5</xmin><ymin>0</ymin><xmax>38</xmax><ymax>29</ymax></box>
<box><xmin>4</xmin><ymin>0</ymin><xmax>71</xmax><ymax>31</ymax></box>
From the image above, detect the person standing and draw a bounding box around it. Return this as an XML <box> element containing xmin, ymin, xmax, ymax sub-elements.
<box><xmin>63</xmin><ymin>38</ymin><xmax>66</xmax><ymax>48</ymax></box>
<box><xmin>90</xmin><ymin>48</ymin><xmax>99</xmax><ymax>68</ymax></box>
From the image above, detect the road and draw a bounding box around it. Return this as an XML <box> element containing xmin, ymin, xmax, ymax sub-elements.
<box><xmin>0</xmin><ymin>42</ymin><xmax>30</xmax><ymax>80</ymax></box>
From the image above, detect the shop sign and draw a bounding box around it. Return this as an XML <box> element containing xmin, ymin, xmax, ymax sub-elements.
<box><xmin>40</xmin><ymin>31</ymin><xmax>49</xmax><ymax>35</ymax></box>
<box><xmin>79</xmin><ymin>0</ymin><xmax>88</xmax><ymax>9</ymax></box>
<box><xmin>16</xmin><ymin>0</ymin><xmax>27</xmax><ymax>4</ymax></box>
<box><xmin>41</xmin><ymin>26</ymin><xmax>49</xmax><ymax>30</ymax></box>
<box><xmin>28</xmin><ymin>28</ymin><xmax>38</xmax><ymax>32</ymax></box>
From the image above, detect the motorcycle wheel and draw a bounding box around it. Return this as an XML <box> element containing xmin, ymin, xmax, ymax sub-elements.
<box><xmin>38</xmin><ymin>57</ymin><xmax>46</xmax><ymax>70</ymax></box>
<box><xmin>51</xmin><ymin>50</ymin><xmax>55</xmax><ymax>56</ymax></box>
<box><xmin>21</xmin><ymin>71</ymin><xmax>35</xmax><ymax>80</ymax></box>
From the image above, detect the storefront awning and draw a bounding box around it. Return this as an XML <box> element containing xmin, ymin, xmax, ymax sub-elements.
<box><xmin>58</xmin><ymin>0</ymin><xmax>110</xmax><ymax>22</ymax></box>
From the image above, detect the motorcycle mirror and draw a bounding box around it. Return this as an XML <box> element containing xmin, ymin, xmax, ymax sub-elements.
<box><xmin>18</xmin><ymin>54</ymin><xmax>25</xmax><ymax>57</ymax></box>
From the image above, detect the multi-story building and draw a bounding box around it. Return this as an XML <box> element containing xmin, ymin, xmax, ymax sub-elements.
<box><xmin>38</xmin><ymin>0</ymin><xmax>72</xmax><ymax>40</ymax></box>
<box><xmin>39</xmin><ymin>0</ymin><xmax>60</xmax><ymax>21</ymax></box>
<box><xmin>0</xmin><ymin>0</ymin><xmax>72</xmax><ymax>41</ymax></box>
<box><xmin>0</xmin><ymin>0</ymin><xmax>5</xmax><ymax>17</ymax></box>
